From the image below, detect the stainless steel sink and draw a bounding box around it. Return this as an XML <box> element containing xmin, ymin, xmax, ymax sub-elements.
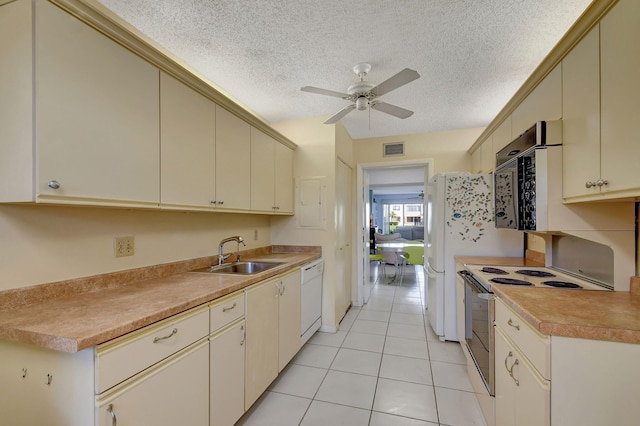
<box><xmin>190</xmin><ymin>261</ymin><xmax>283</xmax><ymax>275</ymax></box>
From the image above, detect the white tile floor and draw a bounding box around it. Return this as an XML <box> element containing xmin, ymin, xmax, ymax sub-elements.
<box><xmin>236</xmin><ymin>265</ymin><xmax>486</xmax><ymax>426</ymax></box>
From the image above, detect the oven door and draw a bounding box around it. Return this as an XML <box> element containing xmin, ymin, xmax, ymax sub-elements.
<box><xmin>460</xmin><ymin>271</ymin><xmax>495</xmax><ymax>395</ymax></box>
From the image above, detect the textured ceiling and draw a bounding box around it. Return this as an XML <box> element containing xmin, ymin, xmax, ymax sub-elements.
<box><xmin>97</xmin><ymin>0</ymin><xmax>593</xmax><ymax>140</ymax></box>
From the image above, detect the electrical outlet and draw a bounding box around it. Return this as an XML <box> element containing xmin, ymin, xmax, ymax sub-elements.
<box><xmin>114</xmin><ymin>236</ymin><xmax>135</xmax><ymax>257</ymax></box>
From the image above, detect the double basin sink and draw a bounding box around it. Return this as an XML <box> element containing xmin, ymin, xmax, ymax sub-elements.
<box><xmin>190</xmin><ymin>261</ymin><xmax>283</xmax><ymax>275</ymax></box>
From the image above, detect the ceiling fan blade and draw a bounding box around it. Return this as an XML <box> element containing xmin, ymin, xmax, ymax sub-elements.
<box><xmin>371</xmin><ymin>101</ymin><xmax>414</xmax><ymax>119</ymax></box>
<box><xmin>324</xmin><ymin>104</ymin><xmax>356</xmax><ymax>124</ymax></box>
<box><xmin>371</xmin><ymin>68</ymin><xmax>420</xmax><ymax>97</ymax></box>
<box><xmin>301</xmin><ymin>86</ymin><xmax>350</xmax><ymax>99</ymax></box>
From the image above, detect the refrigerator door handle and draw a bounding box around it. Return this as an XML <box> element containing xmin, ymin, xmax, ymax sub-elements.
<box><xmin>426</xmin><ymin>258</ymin><xmax>444</xmax><ymax>274</ymax></box>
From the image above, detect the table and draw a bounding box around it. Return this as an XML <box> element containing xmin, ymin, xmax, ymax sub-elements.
<box><xmin>375</xmin><ymin>241</ymin><xmax>424</xmax><ymax>283</ymax></box>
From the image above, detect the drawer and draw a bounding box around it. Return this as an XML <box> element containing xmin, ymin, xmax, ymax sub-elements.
<box><xmin>494</xmin><ymin>298</ymin><xmax>550</xmax><ymax>379</ymax></box>
<box><xmin>210</xmin><ymin>291</ymin><xmax>245</xmax><ymax>333</ymax></box>
<box><xmin>95</xmin><ymin>306</ymin><xmax>209</xmax><ymax>394</ymax></box>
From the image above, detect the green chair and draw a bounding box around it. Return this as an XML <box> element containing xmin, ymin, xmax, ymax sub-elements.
<box><xmin>403</xmin><ymin>243</ymin><xmax>424</xmax><ymax>266</ymax></box>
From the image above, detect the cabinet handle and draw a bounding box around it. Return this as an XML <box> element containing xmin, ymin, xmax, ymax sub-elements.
<box><xmin>106</xmin><ymin>404</ymin><xmax>117</xmax><ymax>426</ymax></box>
<box><xmin>240</xmin><ymin>325</ymin><xmax>246</xmax><ymax>346</ymax></box>
<box><xmin>585</xmin><ymin>181</ymin><xmax>596</xmax><ymax>188</ymax></box>
<box><xmin>596</xmin><ymin>179</ymin><xmax>609</xmax><ymax>187</ymax></box>
<box><xmin>280</xmin><ymin>283</ymin><xmax>286</xmax><ymax>296</ymax></box>
<box><xmin>47</xmin><ymin>180</ymin><xmax>60</xmax><ymax>189</ymax></box>
<box><xmin>210</xmin><ymin>200</ymin><xmax>217</xmax><ymax>205</ymax></box>
<box><xmin>222</xmin><ymin>302</ymin><xmax>237</xmax><ymax>312</ymax></box>
<box><xmin>507</xmin><ymin>318</ymin><xmax>520</xmax><ymax>331</ymax></box>
<box><xmin>275</xmin><ymin>283</ymin><xmax>280</xmax><ymax>297</ymax></box>
<box><xmin>153</xmin><ymin>328</ymin><xmax>178</xmax><ymax>343</ymax></box>
<box><xmin>218</xmin><ymin>200</ymin><xmax>224</xmax><ymax>205</ymax></box>
<box><xmin>504</xmin><ymin>351</ymin><xmax>520</xmax><ymax>386</ymax></box>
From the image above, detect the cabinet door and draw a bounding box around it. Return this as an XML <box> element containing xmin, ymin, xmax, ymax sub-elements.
<box><xmin>250</xmin><ymin>127</ymin><xmax>276</xmax><ymax>212</ymax></box>
<box><xmin>274</xmin><ymin>143</ymin><xmax>294</xmax><ymax>213</ymax></box>
<box><xmin>600</xmin><ymin>0</ymin><xmax>640</xmax><ymax>196</ymax></box>
<box><xmin>160</xmin><ymin>72</ymin><xmax>216</xmax><ymax>209</ymax></box>
<box><xmin>494</xmin><ymin>329</ymin><xmax>517</xmax><ymax>426</ymax></box>
<box><xmin>35</xmin><ymin>1</ymin><xmax>160</xmax><ymax>206</ymax></box>
<box><xmin>210</xmin><ymin>321</ymin><xmax>245</xmax><ymax>426</ymax></box>
<box><xmin>480</xmin><ymin>136</ymin><xmax>494</xmax><ymax>173</ymax></box>
<box><xmin>511</xmin><ymin>66</ymin><xmax>562</xmax><ymax>137</ymax></box>
<box><xmin>96</xmin><ymin>340</ymin><xmax>209</xmax><ymax>426</ymax></box>
<box><xmin>562</xmin><ymin>25</ymin><xmax>601</xmax><ymax>199</ymax></box>
<box><xmin>215</xmin><ymin>105</ymin><xmax>251</xmax><ymax>210</ymax></box>
<box><xmin>278</xmin><ymin>270</ymin><xmax>302</xmax><ymax>372</ymax></box>
<box><xmin>245</xmin><ymin>279</ymin><xmax>279</xmax><ymax>409</ymax></box>
<box><xmin>0</xmin><ymin>0</ymin><xmax>33</xmax><ymax>202</ymax></box>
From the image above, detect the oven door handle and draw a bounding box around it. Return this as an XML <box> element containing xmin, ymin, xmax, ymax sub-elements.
<box><xmin>458</xmin><ymin>271</ymin><xmax>490</xmax><ymax>295</ymax></box>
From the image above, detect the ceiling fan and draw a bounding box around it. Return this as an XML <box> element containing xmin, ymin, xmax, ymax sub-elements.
<box><xmin>409</xmin><ymin>190</ymin><xmax>425</xmax><ymax>200</ymax></box>
<box><xmin>301</xmin><ymin>63</ymin><xmax>420</xmax><ymax>124</ymax></box>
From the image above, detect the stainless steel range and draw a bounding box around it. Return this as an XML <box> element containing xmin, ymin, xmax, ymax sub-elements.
<box><xmin>458</xmin><ymin>265</ymin><xmax>609</xmax><ymax>395</ymax></box>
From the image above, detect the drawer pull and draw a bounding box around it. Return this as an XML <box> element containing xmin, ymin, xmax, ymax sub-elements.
<box><xmin>222</xmin><ymin>302</ymin><xmax>237</xmax><ymax>312</ymax></box>
<box><xmin>507</xmin><ymin>318</ymin><xmax>520</xmax><ymax>331</ymax></box>
<box><xmin>153</xmin><ymin>328</ymin><xmax>178</xmax><ymax>343</ymax></box>
<box><xmin>107</xmin><ymin>404</ymin><xmax>117</xmax><ymax>426</ymax></box>
<box><xmin>504</xmin><ymin>351</ymin><xmax>520</xmax><ymax>386</ymax></box>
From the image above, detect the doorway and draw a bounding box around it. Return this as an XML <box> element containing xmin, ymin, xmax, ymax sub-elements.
<box><xmin>355</xmin><ymin>159</ymin><xmax>433</xmax><ymax>307</ymax></box>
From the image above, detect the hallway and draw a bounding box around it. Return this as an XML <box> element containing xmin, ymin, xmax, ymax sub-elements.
<box><xmin>237</xmin><ymin>265</ymin><xmax>485</xmax><ymax>425</ymax></box>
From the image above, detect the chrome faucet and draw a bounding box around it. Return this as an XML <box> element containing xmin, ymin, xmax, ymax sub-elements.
<box><xmin>218</xmin><ymin>236</ymin><xmax>246</xmax><ymax>265</ymax></box>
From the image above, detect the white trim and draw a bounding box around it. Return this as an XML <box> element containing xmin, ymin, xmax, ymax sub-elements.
<box><xmin>354</xmin><ymin>158</ymin><xmax>433</xmax><ymax>306</ymax></box>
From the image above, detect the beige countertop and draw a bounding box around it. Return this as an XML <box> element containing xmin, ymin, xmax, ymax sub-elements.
<box><xmin>0</xmin><ymin>247</ymin><xmax>320</xmax><ymax>353</ymax></box>
<box><xmin>457</xmin><ymin>255</ymin><xmax>640</xmax><ymax>344</ymax></box>
<box><xmin>492</xmin><ymin>285</ymin><xmax>640</xmax><ymax>344</ymax></box>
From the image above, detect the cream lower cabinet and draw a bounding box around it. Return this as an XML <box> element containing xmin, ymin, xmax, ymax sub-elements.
<box><xmin>209</xmin><ymin>292</ymin><xmax>246</xmax><ymax>426</ymax></box>
<box><xmin>96</xmin><ymin>339</ymin><xmax>209</xmax><ymax>426</ymax></box>
<box><xmin>245</xmin><ymin>268</ymin><xmax>302</xmax><ymax>409</ymax></box>
<box><xmin>0</xmin><ymin>0</ymin><xmax>160</xmax><ymax>207</ymax></box>
<box><xmin>495</xmin><ymin>327</ymin><xmax>550</xmax><ymax>426</ymax></box>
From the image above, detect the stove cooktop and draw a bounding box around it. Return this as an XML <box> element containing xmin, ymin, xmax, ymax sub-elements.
<box><xmin>464</xmin><ymin>265</ymin><xmax>609</xmax><ymax>292</ymax></box>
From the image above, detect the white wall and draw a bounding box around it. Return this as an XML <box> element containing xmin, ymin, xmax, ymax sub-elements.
<box><xmin>353</xmin><ymin>127</ymin><xmax>485</xmax><ymax>173</ymax></box>
<box><xmin>0</xmin><ymin>204</ymin><xmax>271</xmax><ymax>291</ymax></box>
<box><xmin>270</xmin><ymin>116</ymin><xmax>352</xmax><ymax>331</ymax></box>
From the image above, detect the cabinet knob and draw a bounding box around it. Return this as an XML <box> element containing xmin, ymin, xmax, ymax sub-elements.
<box><xmin>210</xmin><ymin>200</ymin><xmax>216</xmax><ymax>205</ymax></box>
<box><xmin>218</xmin><ymin>200</ymin><xmax>224</xmax><ymax>205</ymax></box>
<box><xmin>47</xmin><ymin>180</ymin><xmax>60</xmax><ymax>189</ymax></box>
<box><xmin>585</xmin><ymin>181</ymin><xmax>595</xmax><ymax>188</ymax></box>
<box><xmin>596</xmin><ymin>179</ymin><xmax>609</xmax><ymax>187</ymax></box>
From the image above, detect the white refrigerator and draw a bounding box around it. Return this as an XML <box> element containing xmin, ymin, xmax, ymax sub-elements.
<box><xmin>426</xmin><ymin>173</ymin><xmax>523</xmax><ymax>341</ymax></box>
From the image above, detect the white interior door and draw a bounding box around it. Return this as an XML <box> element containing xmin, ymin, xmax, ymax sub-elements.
<box><xmin>335</xmin><ymin>159</ymin><xmax>352</xmax><ymax>323</ymax></box>
<box><xmin>362</xmin><ymin>170</ymin><xmax>372</xmax><ymax>304</ymax></box>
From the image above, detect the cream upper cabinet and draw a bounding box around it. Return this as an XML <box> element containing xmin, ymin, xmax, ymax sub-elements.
<box><xmin>250</xmin><ymin>128</ymin><xmax>294</xmax><ymax>213</ymax></box>
<box><xmin>562</xmin><ymin>25</ymin><xmax>601</xmax><ymax>200</ymax></box>
<box><xmin>511</xmin><ymin>66</ymin><xmax>562</xmax><ymax>138</ymax></box>
<box><xmin>492</xmin><ymin>116</ymin><xmax>513</xmax><ymax>156</ymax></box>
<box><xmin>480</xmin><ymin>135</ymin><xmax>494</xmax><ymax>173</ymax></box>
<box><xmin>35</xmin><ymin>0</ymin><xmax>160</xmax><ymax>206</ymax></box>
<box><xmin>274</xmin><ymin>142</ymin><xmax>294</xmax><ymax>213</ymax></box>
<box><xmin>599</xmin><ymin>0</ymin><xmax>640</xmax><ymax>198</ymax></box>
<box><xmin>160</xmin><ymin>72</ymin><xmax>216</xmax><ymax>210</ymax></box>
<box><xmin>215</xmin><ymin>105</ymin><xmax>251</xmax><ymax>211</ymax></box>
<box><xmin>250</xmin><ymin>128</ymin><xmax>277</xmax><ymax>212</ymax></box>
<box><xmin>470</xmin><ymin>147</ymin><xmax>481</xmax><ymax>174</ymax></box>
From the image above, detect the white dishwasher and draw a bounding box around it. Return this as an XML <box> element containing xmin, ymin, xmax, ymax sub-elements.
<box><xmin>300</xmin><ymin>258</ymin><xmax>323</xmax><ymax>345</ymax></box>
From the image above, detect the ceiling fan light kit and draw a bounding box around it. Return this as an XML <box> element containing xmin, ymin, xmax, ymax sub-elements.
<box><xmin>301</xmin><ymin>63</ymin><xmax>420</xmax><ymax>124</ymax></box>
